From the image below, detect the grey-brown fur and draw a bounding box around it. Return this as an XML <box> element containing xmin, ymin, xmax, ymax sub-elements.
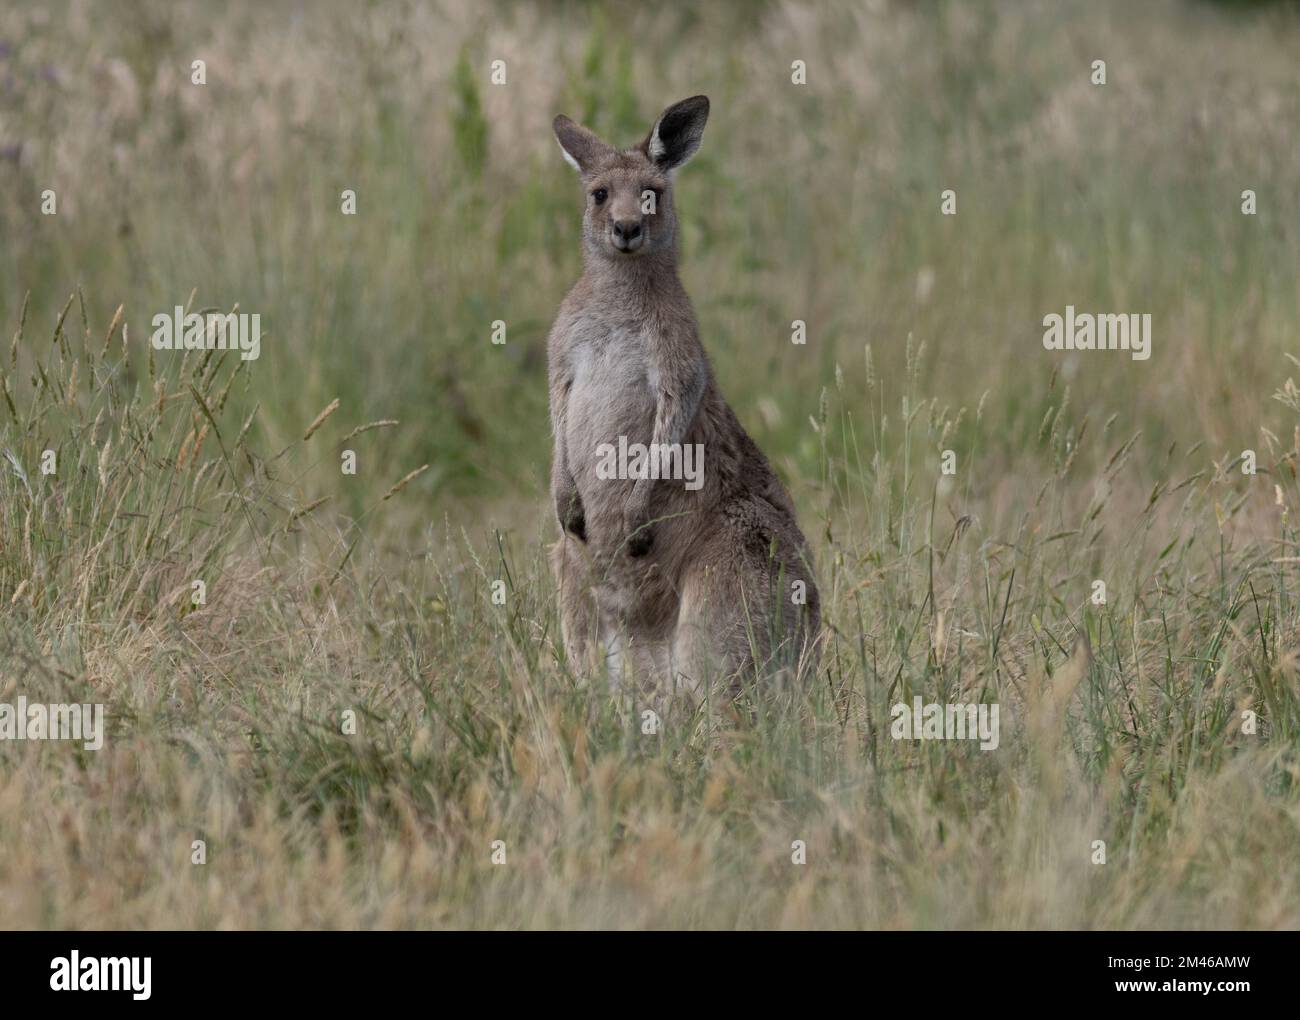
<box><xmin>548</xmin><ymin>95</ymin><xmax>820</xmax><ymax>699</ymax></box>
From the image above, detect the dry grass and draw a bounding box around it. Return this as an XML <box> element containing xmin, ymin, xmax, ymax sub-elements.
<box><xmin>0</xmin><ymin>0</ymin><xmax>1298</xmax><ymax>928</ymax></box>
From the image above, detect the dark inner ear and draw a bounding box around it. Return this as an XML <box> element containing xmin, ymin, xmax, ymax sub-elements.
<box><xmin>644</xmin><ymin>96</ymin><xmax>709</xmax><ymax>168</ymax></box>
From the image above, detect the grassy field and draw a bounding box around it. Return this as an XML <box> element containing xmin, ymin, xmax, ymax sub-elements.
<box><xmin>0</xmin><ymin>0</ymin><xmax>1298</xmax><ymax>928</ymax></box>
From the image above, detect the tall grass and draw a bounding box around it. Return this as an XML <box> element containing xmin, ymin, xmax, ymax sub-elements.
<box><xmin>1</xmin><ymin>283</ymin><xmax>1296</xmax><ymax>927</ymax></box>
<box><xmin>0</xmin><ymin>0</ymin><xmax>1298</xmax><ymax>928</ymax></box>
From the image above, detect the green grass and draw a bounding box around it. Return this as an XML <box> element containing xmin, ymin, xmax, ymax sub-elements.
<box><xmin>0</xmin><ymin>0</ymin><xmax>1298</xmax><ymax>928</ymax></box>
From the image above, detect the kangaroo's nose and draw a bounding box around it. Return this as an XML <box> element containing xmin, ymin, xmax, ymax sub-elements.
<box><xmin>612</xmin><ymin>220</ymin><xmax>642</xmax><ymax>242</ymax></box>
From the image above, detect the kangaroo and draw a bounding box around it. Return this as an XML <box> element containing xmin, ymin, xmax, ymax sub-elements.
<box><xmin>547</xmin><ymin>95</ymin><xmax>820</xmax><ymax>700</ymax></box>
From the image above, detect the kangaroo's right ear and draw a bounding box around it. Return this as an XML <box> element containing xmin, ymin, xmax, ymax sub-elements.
<box><xmin>553</xmin><ymin>115</ymin><xmax>610</xmax><ymax>175</ymax></box>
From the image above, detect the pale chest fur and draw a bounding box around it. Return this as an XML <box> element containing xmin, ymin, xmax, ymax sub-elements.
<box><xmin>563</xmin><ymin>319</ymin><xmax>659</xmax><ymax>500</ymax></box>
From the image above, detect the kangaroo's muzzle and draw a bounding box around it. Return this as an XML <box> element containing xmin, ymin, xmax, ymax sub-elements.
<box><xmin>611</xmin><ymin>218</ymin><xmax>643</xmax><ymax>253</ymax></box>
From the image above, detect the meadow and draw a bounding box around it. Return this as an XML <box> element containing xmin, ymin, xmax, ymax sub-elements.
<box><xmin>0</xmin><ymin>0</ymin><xmax>1297</xmax><ymax>928</ymax></box>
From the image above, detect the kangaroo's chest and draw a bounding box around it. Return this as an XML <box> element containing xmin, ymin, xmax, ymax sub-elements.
<box><xmin>565</xmin><ymin>323</ymin><xmax>659</xmax><ymax>467</ymax></box>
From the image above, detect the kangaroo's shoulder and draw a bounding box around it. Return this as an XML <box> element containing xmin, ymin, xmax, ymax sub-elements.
<box><xmin>552</xmin><ymin>276</ymin><xmax>594</xmax><ymax>326</ymax></box>
<box><xmin>547</xmin><ymin>278</ymin><xmax>599</xmax><ymax>360</ymax></box>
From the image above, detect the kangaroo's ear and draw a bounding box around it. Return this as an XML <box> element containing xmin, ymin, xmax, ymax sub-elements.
<box><xmin>643</xmin><ymin>95</ymin><xmax>709</xmax><ymax>171</ymax></box>
<box><xmin>553</xmin><ymin>115</ymin><xmax>610</xmax><ymax>175</ymax></box>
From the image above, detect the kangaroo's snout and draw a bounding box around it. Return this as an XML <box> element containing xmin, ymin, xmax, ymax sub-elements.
<box><xmin>611</xmin><ymin>217</ymin><xmax>643</xmax><ymax>252</ymax></box>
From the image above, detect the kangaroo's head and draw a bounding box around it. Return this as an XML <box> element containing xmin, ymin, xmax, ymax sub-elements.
<box><xmin>553</xmin><ymin>95</ymin><xmax>709</xmax><ymax>262</ymax></box>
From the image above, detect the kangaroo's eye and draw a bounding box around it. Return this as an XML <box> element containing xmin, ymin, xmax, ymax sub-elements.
<box><xmin>592</xmin><ymin>188</ymin><xmax>608</xmax><ymax>204</ymax></box>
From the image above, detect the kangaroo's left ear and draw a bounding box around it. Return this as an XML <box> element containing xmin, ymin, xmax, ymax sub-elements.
<box><xmin>642</xmin><ymin>95</ymin><xmax>709</xmax><ymax>172</ymax></box>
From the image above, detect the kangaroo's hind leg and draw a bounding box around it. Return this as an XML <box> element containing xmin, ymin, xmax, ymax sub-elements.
<box><xmin>671</xmin><ymin>560</ymin><xmax>738</xmax><ymax>702</ymax></box>
<box><xmin>672</xmin><ymin>510</ymin><xmax>821</xmax><ymax>701</ymax></box>
<box><xmin>551</xmin><ymin>534</ymin><xmax>602</xmax><ymax>675</ymax></box>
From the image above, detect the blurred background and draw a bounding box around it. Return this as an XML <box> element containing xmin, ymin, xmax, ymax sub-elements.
<box><xmin>2</xmin><ymin>0</ymin><xmax>1296</xmax><ymax>532</ymax></box>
